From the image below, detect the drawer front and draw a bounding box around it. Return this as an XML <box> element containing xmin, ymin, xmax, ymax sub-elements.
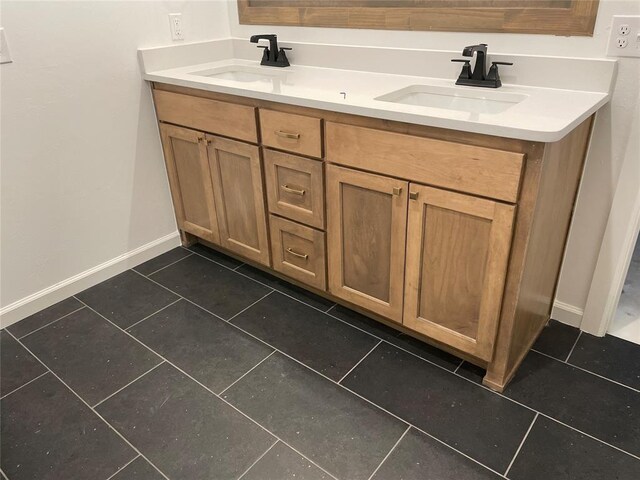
<box><xmin>326</xmin><ymin>122</ymin><xmax>524</xmax><ymax>203</ymax></box>
<box><xmin>269</xmin><ymin>215</ymin><xmax>326</xmax><ymax>291</ymax></box>
<box><xmin>264</xmin><ymin>149</ymin><xmax>325</xmax><ymax>229</ymax></box>
<box><xmin>153</xmin><ymin>89</ymin><xmax>258</xmax><ymax>143</ymax></box>
<box><xmin>260</xmin><ymin>109</ymin><xmax>322</xmax><ymax>158</ymax></box>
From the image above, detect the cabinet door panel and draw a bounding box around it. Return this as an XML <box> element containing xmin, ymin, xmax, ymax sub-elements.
<box><xmin>207</xmin><ymin>135</ymin><xmax>270</xmax><ymax>266</ymax></box>
<box><xmin>404</xmin><ymin>184</ymin><xmax>515</xmax><ymax>360</ymax></box>
<box><xmin>159</xmin><ymin>124</ymin><xmax>219</xmax><ymax>244</ymax></box>
<box><xmin>327</xmin><ymin>164</ymin><xmax>408</xmax><ymax>323</ymax></box>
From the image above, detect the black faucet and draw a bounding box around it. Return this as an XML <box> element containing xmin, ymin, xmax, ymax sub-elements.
<box><xmin>451</xmin><ymin>44</ymin><xmax>512</xmax><ymax>88</ymax></box>
<box><xmin>249</xmin><ymin>34</ymin><xmax>291</xmax><ymax>67</ymax></box>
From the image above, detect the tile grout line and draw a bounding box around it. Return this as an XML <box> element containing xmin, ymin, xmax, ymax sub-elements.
<box><xmin>16</xmin><ymin>306</ymin><xmax>86</xmax><ymax>340</ymax></box>
<box><xmin>366</xmin><ymin>425</ymin><xmax>411</xmax><ymax>480</ymax></box>
<box><xmin>159</xmin><ymin>247</ymin><xmax>640</xmax><ymax>394</ymax></box>
<box><xmin>227</xmin><ymin>290</ymin><xmax>275</xmax><ymax>322</ymax></box>
<box><xmin>4</xmin><ymin>330</ymin><xmax>171</xmax><ymax>480</ymax></box>
<box><xmin>72</xmin><ymin>301</ymin><xmax>342</xmax><ymax>480</ymax></box>
<box><xmin>137</xmin><ymin>252</ymin><xmax>194</xmax><ymax>277</ymax></box>
<box><xmin>104</xmin><ymin>454</ymin><xmax>141</xmax><ymax>480</ymax></box>
<box><xmin>74</xmin><ymin>255</ymin><xmax>640</xmax><ymax>470</ymax></box>
<box><xmin>531</xmin><ymin>348</ymin><xmax>640</xmax><ymax>393</ymax></box>
<box><xmin>120</xmin><ymin>269</ymin><xmax>640</xmax><ymax>469</ymax></box>
<box><xmin>135</xmin><ymin>268</ymin><xmax>640</xmax><ymax>466</ymax></box>
<box><xmin>452</xmin><ymin>360</ymin><xmax>465</xmax><ymax>374</ymax></box>
<box><xmin>565</xmin><ymin>330</ymin><xmax>582</xmax><ymax>362</ymax></box>
<box><xmin>338</xmin><ymin>340</ymin><xmax>382</xmax><ymax>384</ymax></box>
<box><xmin>93</xmin><ymin>361</ymin><xmax>166</xmax><ymax>408</ymax></box>
<box><xmin>235</xmin><ymin>440</ymin><xmax>279</xmax><ymax>480</ymax></box>
<box><xmin>0</xmin><ymin>371</ymin><xmax>50</xmax><ymax>400</ymax></box>
<box><xmin>219</xmin><ymin>351</ymin><xmax>277</xmax><ymax>396</ymax></box>
<box><xmin>504</xmin><ymin>413</ymin><xmax>538</xmax><ymax>477</ymax></box>
<box><xmin>124</xmin><ymin>298</ymin><xmax>182</xmax><ymax>332</ymax></box>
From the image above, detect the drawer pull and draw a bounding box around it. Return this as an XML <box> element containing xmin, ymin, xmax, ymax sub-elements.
<box><xmin>392</xmin><ymin>187</ymin><xmax>402</xmax><ymax>196</ymax></box>
<box><xmin>409</xmin><ymin>191</ymin><xmax>419</xmax><ymax>200</ymax></box>
<box><xmin>286</xmin><ymin>248</ymin><xmax>308</xmax><ymax>260</ymax></box>
<box><xmin>275</xmin><ymin>130</ymin><xmax>301</xmax><ymax>140</ymax></box>
<box><xmin>282</xmin><ymin>184</ymin><xmax>306</xmax><ymax>196</ymax></box>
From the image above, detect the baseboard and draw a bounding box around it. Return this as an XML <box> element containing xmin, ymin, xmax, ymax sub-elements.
<box><xmin>0</xmin><ymin>232</ymin><xmax>181</xmax><ymax>329</ymax></box>
<box><xmin>551</xmin><ymin>300</ymin><xmax>584</xmax><ymax>328</ymax></box>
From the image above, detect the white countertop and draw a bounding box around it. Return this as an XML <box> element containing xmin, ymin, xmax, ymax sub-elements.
<box><xmin>139</xmin><ymin>39</ymin><xmax>617</xmax><ymax>143</ymax></box>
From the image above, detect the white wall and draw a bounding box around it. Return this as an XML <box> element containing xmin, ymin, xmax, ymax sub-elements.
<box><xmin>228</xmin><ymin>0</ymin><xmax>640</xmax><ymax>327</ymax></box>
<box><xmin>0</xmin><ymin>0</ymin><xmax>230</xmax><ymax>322</ymax></box>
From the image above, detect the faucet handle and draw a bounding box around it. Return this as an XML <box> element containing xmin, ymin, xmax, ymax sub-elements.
<box><xmin>491</xmin><ymin>61</ymin><xmax>513</xmax><ymax>66</ymax></box>
<box><xmin>451</xmin><ymin>59</ymin><xmax>472</xmax><ymax>80</ymax></box>
<box><xmin>486</xmin><ymin>61</ymin><xmax>512</xmax><ymax>87</ymax></box>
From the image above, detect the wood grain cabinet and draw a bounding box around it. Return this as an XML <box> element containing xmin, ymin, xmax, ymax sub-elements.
<box><xmin>206</xmin><ymin>135</ymin><xmax>270</xmax><ymax>266</ymax></box>
<box><xmin>403</xmin><ymin>185</ymin><xmax>515</xmax><ymax>361</ymax></box>
<box><xmin>152</xmin><ymin>83</ymin><xmax>593</xmax><ymax>392</ymax></box>
<box><xmin>159</xmin><ymin>124</ymin><xmax>220</xmax><ymax>245</ymax></box>
<box><xmin>326</xmin><ymin>164</ymin><xmax>408</xmax><ymax>323</ymax></box>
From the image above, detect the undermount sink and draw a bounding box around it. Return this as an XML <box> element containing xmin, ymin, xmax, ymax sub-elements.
<box><xmin>189</xmin><ymin>65</ymin><xmax>284</xmax><ymax>83</ymax></box>
<box><xmin>376</xmin><ymin>85</ymin><xmax>528</xmax><ymax>114</ymax></box>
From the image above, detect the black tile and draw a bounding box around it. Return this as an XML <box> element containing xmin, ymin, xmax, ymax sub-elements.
<box><xmin>387</xmin><ymin>333</ymin><xmax>462</xmax><ymax>371</ymax></box>
<box><xmin>242</xmin><ymin>442</ymin><xmax>330</xmax><ymax>480</ymax></box>
<box><xmin>7</xmin><ymin>297</ymin><xmax>82</xmax><ymax>338</ymax></box>
<box><xmin>96</xmin><ymin>363</ymin><xmax>274</xmax><ymax>480</ymax></box>
<box><xmin>129</xmin><ymin>300</ymin><xmax>273</xmax><ymax>393</ymax></box>
<box><xmin>329</xmin><ymin>304</ymin><xmax>402</xmax><ymax>342</ymax></box>
<box><xmin>457</xmin><ymin>361</ymin><xmax>487</xmax><ymax>384</ymax></box>
<box><xmin>372</xmin><ymin>428</ymin><xmax>502</xmax><ymax>480</ymax></box>
<box><xmin>342</xmin><ymin>343</ymin><xmax>535</xmax><ymax>473</ymax></box>
<box><xmin>111</xmin><ymin>457</ymin><xmax>165</xmax><ymax>480</ymax></box>
<box><xmin>77</xmin><ymin>270</ymin><xmax>178</xmax><ymax>329</ymax></box>
<box><xmin>0</xmin><ymin>331</ymin><xmax>47</xmax><ymax>397</ymax></box>
<box><xmin>505</xmin><ymin>351</ymin><xmax>640</xmax><ymax>456</ymax></box>
<box><xmin>231</xmin><ymin>292</ymin><xmax>379</xmax><ymax>381</ymax></box>
<box><xmin>1</xmin><ymin>373</ymin><xmax>134</xmax><ymax>480</ymax></box>
<box><xmin>188</xmin><ymin>242</ymin><xmax>243</xmax><ymax>269</ymax></box>
<box><xmin>151</xmin><ymin>254</ymin><xmax>271</xmax><ymax>319</ymax></box>
<box><xmin>532</xmin><ymin>320</ymin><xmax>580</xmax><ymax>360</ymax></box>
<box><xmin>223</xmin><ymin>353</ymin><xmax>407</xmax><ymax>480</ymax></box>
<box><xmin>568</xmin><ymin>333</ymin><xmax>640</xmax><ymax>390</ymax></box>
<box><xmin>508</xmin><ymin>416</ymin><xmax>640</xmax><ymax>480</ymax></box>
<box><xmin>237</xmin><ymin>264</ymin><xmax>335</xmax><ymax>312</ymax></box>
<box><xmin>133</xmin><ymin>247</ymin><xmax>192</xmax><ymax>276</ymax></box>
<box><xmin>22</xmin><ymin>308</ymin><xmax>161</xmax><ymax>406</ymax></box>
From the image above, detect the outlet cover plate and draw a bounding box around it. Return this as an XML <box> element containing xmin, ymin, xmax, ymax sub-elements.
<box><xmin>607</xmin><ymin>15</ymin><xmax>640</xmax><ymax>58</ymax></box>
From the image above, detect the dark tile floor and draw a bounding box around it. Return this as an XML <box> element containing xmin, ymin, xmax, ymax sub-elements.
<box><xmin>1</xmin><ymin>245</ymin><xmax>639</xmax><ymax>480</ymax></box>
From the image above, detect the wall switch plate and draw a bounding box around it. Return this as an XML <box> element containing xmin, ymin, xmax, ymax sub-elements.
<box><xmin>0</xmin><ymin>28</ymin><xmax>12</xmax><ymax>64</ymax></box>
<box><xmin>607</xmin><ymin>15</ymin><xmax>640</xmax><ymax>58</ymax></box>
<box><xmin>169</xmin><ymin>13</ymin><xmax>184</xmax><ymax>41</ymax></box>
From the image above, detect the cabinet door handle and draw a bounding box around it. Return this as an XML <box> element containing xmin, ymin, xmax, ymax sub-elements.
<box><xmin>392</xmin><ymin>187</ymin><xmax>402</xmax><ymax>196</ymax></box>
<box><xmin>286</xmin><ymin>248</ymin><xmax>308</xmax><ymax>260</ymax></box>
<box><xmin>282</xmin><ymin>184</ymin><xmax>306</xmax><ymax>196</ymax></box>
<box><xmin>409</xmin><ymin>191</ymin><xmax>419</xmax><ymax>200</ymax></box>
<box><xmin>275</xmin><ymin>130</ymin><xmax>301</xmax><ymax>140</ymax></box>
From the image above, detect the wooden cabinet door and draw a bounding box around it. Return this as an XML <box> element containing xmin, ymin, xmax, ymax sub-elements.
<box><xmin>159</xmin><ymin>123</ymin><xmax>220</xmax><ymax>244</ymax></box>
<box><xmin>326</xmin><ymin>164</ymin><xmax>408</xmax><ymax>323</ymax></box>
<box><xmin>206</xmin><ymin>134</ymin><xmax>270</xmax><ymax>266</ymax></box>
<box><xmin>403</xmin><ymin>184</ymin><xmax>515</xmax><ymax>361</ymax></box>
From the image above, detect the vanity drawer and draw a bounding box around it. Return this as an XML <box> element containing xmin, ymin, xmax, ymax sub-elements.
<box><xmin>264</xmin><ymin>149</ymin><xmax>325</xmax><ymax>229</ymax></box>
<box><xmin>326</xmin><ymin>122</ymin><xmax>524</xmax><ymax>203</ymax></box>
<box><xmin>153</xmin><ymin>90</ymin><xmax>258</xmax><ymax>143</ymax></box>
<box><xmin>260</xmin><ymin>109</ymin><xmax>322</xmax><ymax>158</ymax></box>
<box><xmin>269</xmin><ymin>215</ymin><xmax>326</xmax><ymax>291</ymax></box>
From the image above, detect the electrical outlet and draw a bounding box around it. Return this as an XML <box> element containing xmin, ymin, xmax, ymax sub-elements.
<box><xmin>169</xmin><ymin>13</ymin><xmax>184</xmax><ymax>41</ymax></box>
<box><xmin>0</xmin><ymin>28</ymin><xmax>12</xmax><ymax>64</ymax></box>
<box><xmin>608</xmin><ymin>15</ymin><xmax>640</xmax><ymax>57</ymax></box>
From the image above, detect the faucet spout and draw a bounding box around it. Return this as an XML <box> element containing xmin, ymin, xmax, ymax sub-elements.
<box><xmin>462</xmin><ymin>44</ymin><xmax>488</xmax><ymax>81</ymax></box>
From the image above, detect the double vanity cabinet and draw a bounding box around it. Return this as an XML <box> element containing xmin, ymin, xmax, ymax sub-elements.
<box><xmin>151</xmin><ymin>82</ymin><xmax>593</xmax><ymax>392</ymax></box>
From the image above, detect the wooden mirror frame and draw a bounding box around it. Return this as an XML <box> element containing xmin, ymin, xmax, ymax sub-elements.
<box><xmin>238</xmin><ymin>0</ymin><xmax>599</xmax><ymax>36</ymax></box>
